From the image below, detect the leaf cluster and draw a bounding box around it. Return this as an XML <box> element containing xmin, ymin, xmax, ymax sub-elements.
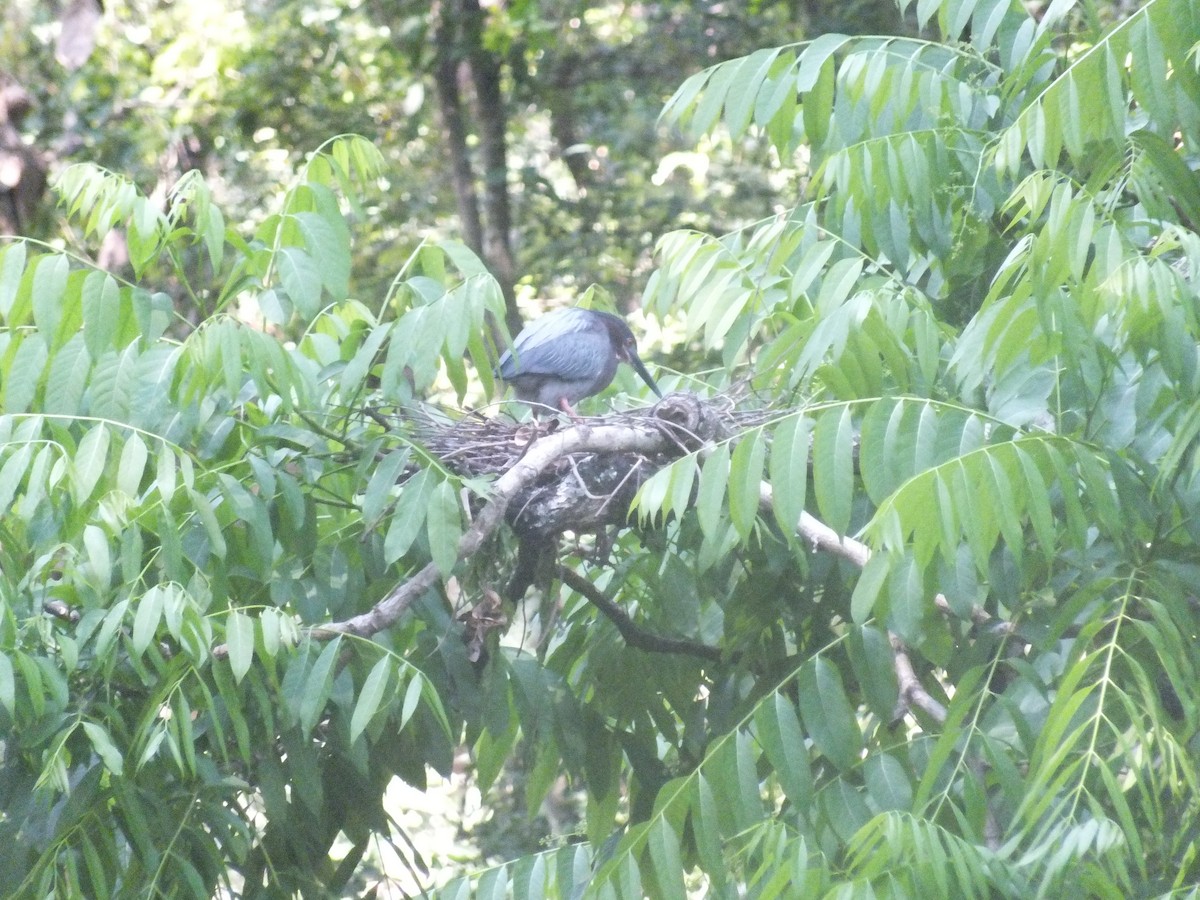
<box><xmin>4</xmin><ymin>0</ymin><xmax>1200</xmax><ymax>895</ymax></box>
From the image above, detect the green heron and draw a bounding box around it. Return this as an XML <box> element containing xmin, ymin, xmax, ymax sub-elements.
<box><xmin>497</xmin><ymin>307</ymin><xmax>662</xmax><ymax>416</ymax></box>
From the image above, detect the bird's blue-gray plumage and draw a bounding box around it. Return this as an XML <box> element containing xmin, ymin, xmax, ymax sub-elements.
<box><xmin>497</xmin><ymin>307</ymin><xmax>661</xmax><ymax>414</ymax></box>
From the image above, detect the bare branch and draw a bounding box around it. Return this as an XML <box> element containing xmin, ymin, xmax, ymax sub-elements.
<box><xmin>759</xmin><ymin>481</ymin><xmax>871</xmax><ymax>567</ymax></box>
<box><xmin>759</xmin><ymin>478</ymin><xmax>951</xmax><ymax>725</ymax></box>
<box><xmin>558</xmin><ymin>566</ymin><xmax>724</xmax><ymax>663</ymax></box>
<box><xmin>890</xmin><ymin>634</ymin><xmax>948</xmax><ymax>724</ymax></box>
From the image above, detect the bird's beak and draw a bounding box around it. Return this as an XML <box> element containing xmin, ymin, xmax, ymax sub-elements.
<box><xmin>628</xmin><ymin>352</ymin><xmax>663</xmax><ymax>398</ymax></box>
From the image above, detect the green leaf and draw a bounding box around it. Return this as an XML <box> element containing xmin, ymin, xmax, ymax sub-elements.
<box><xmin>82</xmin><ymin>721</ymin><xmax>125</xmax><ymax>776</ymax></box>
<box><xmin>0</xmin><ymin>653</ymin><xmax>14</xmax><ymax>715</ymax></box>
<box><xmin>362</xmin><ymin>447</ymin><xmax>410</xmax><ymax>527</ymax></box>
<box><xmin>0</xmin><ymin>241</ymin><xmax>27</xmax><ymax>319</ymax></box>
<box><xmin>299</xmin><ymin>638</ymin><xmax>342</xmax><ymax>736</ymax></box>
<box><xmin>187</xmin><ymin>487</ymin><xmax>228</xmax><ymax>560</ymax></box>
<box><xmin>796</xmin><ymin>33</ymin><xmax>849</xmax><ymax>92</ymax></box>
<box><xmin>293</xmin><ymin>210</ymin><xmax>351</xmax><ymax>299</ymax></box>
<box><xmin>477</xmin><ymin>867</ymin><xmax>508</xmax><ymax>900</ymax></box>
<box><xmin>692</xmin><ymin>774</ymin><xmax>727</xmax><ymax>884</ymax></box>
<box><xmin>690</xmin><ymin>58</ymin><xmax>740</xmax><ymax>141</ymax></box>
<box><xmin>724</xmin><ymin>48</ymin><xmax>780</xmax><ymax>140</ymax></box>
<box><xmin>648</xmin><ymin>818</ymin><xmax>687</xmax><ymax>900</ymax></box>
<box><xmin>822</xmin><ymin>776</ymin><xmax>872</xmax><ymax>843</ymax></box>
<box><xmin>769</xmin><ymin>414</ymin><xmax>812</xmax><ymax>534</ymax></box>
<box><xmin>851</xmin><ymin>552</ymin><xmax>890</xmax><ymax>622</ymax></box>
<box><xmin>755</xmin><ymin>692</ymin><xmax>814</xmax><ymax>810</ymax></box>
<box><xmin>31</xmin><ymin>253</ymin><xmax>68</xmax><ymax>341</ymax></box>
<box><xmin>813</xmin><ymin>406</ymin><xmax>855</xmax><ymax>536</ymax></box>
<box><xmin>384</xmin><ymin>469</ymin><xmax>432</xmax><ymax>563</ymax></box>
<box><xmin>4</xmin><ymin>333</ymin><xmax>48</xmax><ymax>414</ymax></box>
<box><xmin>258</xmin><ymin>607</ymin><xmax>282</xmax><ymax>658</ymax></box>
<box><xmin>350</xmin><ymin>655</ymin><xmax>392</xmax><ymax>742</ymax></box>
<box><xmin>225</xmin><ymin>611</ymin><xmax>255</xmax><ymax>683</ymax></box>
<box><xmin>666</xmin><ymin>454</ymin><xmax>699</xmax><ymax>523</ymax></box>
<box><xmin>155</xmin><ymin>445</ymin><xmax>177</xmax><ymax>503</ymax></box>
<box><xmin>340</xmin><ymin>319</ymin><xmax>391</xmax><ymax>396</ymax></box>
<box><xmin>864</xmin><ymin>753</ymin><xmax>913</xmax><ymax>811</ymax></box>
<box><xmin>73</xmin><ymin>423</ymin><xmax>111</xmax><ymax>504</ymax></box>
<box><xmin>117</xmin><ymin>432</ymin><xmax>148</xmax><ymax>498</ymax></box>
<box><xmin>82</xmin><ymin>272</ymin><xmax>121</xmax><ymax>359</ymax></box>
<box><xmin>43</xmin><ymin>334</ymin><xmax>92</xmax><ymax>415</ymax></box>
<box><xmin>399</xmin><ymin>673</ymin><xmax>423</xmax><ymax>731</ymax></box>
<box><xmin>798</xmin><ymin>655</ymin><xmax>861</xmax><ymax>771</ymax></box>
<box><xmin>94</xmin><ymin>599</ymin><xmax>130</xmax><ymax>661</ymax></box>
<box><xmin>276</xmin><ymin>246</ymin><xmax>322</xmax><ymax>319</ymax></box>
<box><xmin>0</xmin><ymin>442</ymin><xmax>34</xmax><ymax>513</ymax></box>
<box><xmin>887</xmin><ymin>553</ymin><xmax>927</xmax><ymax>644</ymax></box>
<box><xmin>131</xmin><ymin>585</ymin><xmax>164</xmax><ymax>657</ymax></box>
<box><xmin>847</xmin><ymin>625</ymin><xmax>899</xmax><ymax>722</ymax></box>
<box><xmin>426</xmin><ymin>477</ymin><xmax>463</xmax><ymax>575</ymax></box>
<box><xmin>729</xmin><ymin>428</ymin><xmax>766</xmax><ymax>541</ymax></box>
<box><xmin>697</xmin><ymin>443</ymin><xmax>731</xmax><ymax>542</ymax></box>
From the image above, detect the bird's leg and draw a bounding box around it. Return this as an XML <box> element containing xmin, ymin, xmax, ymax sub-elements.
<box><xmin>558</xmin><ymin>398</ymin><xmax>582</xmax><ymax>419</ymax></box>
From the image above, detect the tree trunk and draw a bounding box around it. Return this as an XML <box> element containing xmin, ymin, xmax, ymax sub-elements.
<box><xmin>466</xmin><ymin>14</ymin><xmax>518</xmax><ymax>328</ymax></box>
<box><xmin>429</xmin><ymin>0</ymin><xmax>523</xmax><ymax>338</ymax></box>
<box><xmin>431</xmin><ymin>3</ymin><xmax>484</xmax><ymax>257</ymax></box>
<box><xmin>0</xmin><ymin>76</ymin><xmax>47</xmax><ymax>237</ymax></box>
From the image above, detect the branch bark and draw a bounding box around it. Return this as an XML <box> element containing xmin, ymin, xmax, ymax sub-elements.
<box><xmin>759</xmin><ymin>481</ymin><xmax>871</xmax><ymax>567</ymax></box>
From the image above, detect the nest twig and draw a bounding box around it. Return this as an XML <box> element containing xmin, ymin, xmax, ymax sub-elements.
<box><xmin>379</xmin><ymin>391</ymin><xmax>768</xmax><ymax>482</ymax></box>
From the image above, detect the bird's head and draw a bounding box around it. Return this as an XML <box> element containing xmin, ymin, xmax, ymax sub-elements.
<box><xmin>597</xmin><ymin>312</ymin><xmax>663</xmax><ymax>399</ymax></box>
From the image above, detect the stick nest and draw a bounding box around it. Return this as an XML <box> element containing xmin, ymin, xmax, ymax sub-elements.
<box><xmin>369</xmin><ymin>393</ymin><xmax>772</xmax><ymax>542</ymax></box>
<box><xmin>390</xmin><ymin>391</ymin><xmax>770</xmax><ymax>482</ymax></box>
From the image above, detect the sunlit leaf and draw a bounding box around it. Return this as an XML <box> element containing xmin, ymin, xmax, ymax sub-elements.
<box><xmin>350</xmin><ymin>655</ymin><xmax>391</xmax><ymax>742</ymax></box>
<box><xmin>299</xmin><ymin>638</ymin><xmax>341</xmax><ymax>737</ymax></box>
<box><xmin>82</xmin><ymin>721</ymin><xmax>125</xmax><ymax>776</ymax></box>
<box><xmin>730</xmin><ymin>428</ymin><xmax>766</xmax><ymax>541</ymax></box>
<box><xmin>73</xmin><ymin>423</ymin><xmax>110</xmax><ymax>504</ymax></box>
<box><xmin>813</xmin><ymin>406</ymin><xmax>855</xmax><ymax>536</ymax></box>
<box><xmin>225</xmin><ymin>611</ymin><xmax>255</xmax><ymax>683</ymax></box>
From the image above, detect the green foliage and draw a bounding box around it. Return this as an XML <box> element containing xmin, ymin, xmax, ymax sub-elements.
<box><xmin>0</xmin><ymin>137</ymin><xmax>506</xmax><ymax>895</ymax></box>
<box><xmin>432</xmin><ymin>0</ymin><xmax>1200</xmax><ymax>894</ymax></box>
<box><xmin>4</xmin><ymin>0</ymin><xmax>1200</xmax><ymax>896</ymax></box>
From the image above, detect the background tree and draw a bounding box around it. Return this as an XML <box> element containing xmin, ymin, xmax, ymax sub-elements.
<box><xmin>5</xmin><ymin>0</ymin><xmax>909</xmax><ymax>332</ymax></box>
<box><xmin>3</xmin><ymin>0</ymin><xmax>1200</xmax><ymax>898</ymax></box>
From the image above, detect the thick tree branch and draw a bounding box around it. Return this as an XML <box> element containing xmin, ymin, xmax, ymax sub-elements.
<box><xmin>557</xmin><ymin>566</ymin><xmax>724</xmax><ymax>663</ymax></box>
<box><xmin>220</xmin><ymin>398</ymin><xmax>990</xmax><ymax>732</ymax></box>
<box><xmin>313</xmin><ymin>419</ymin><xmax>672</xmax><ymax>640</ymax></box>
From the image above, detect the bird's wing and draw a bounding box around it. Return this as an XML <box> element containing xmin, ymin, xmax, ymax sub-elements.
<box><xmin>498</xmin><ymin>309</ymin><xmax>606</xmax><ymax>379</ymax></box>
